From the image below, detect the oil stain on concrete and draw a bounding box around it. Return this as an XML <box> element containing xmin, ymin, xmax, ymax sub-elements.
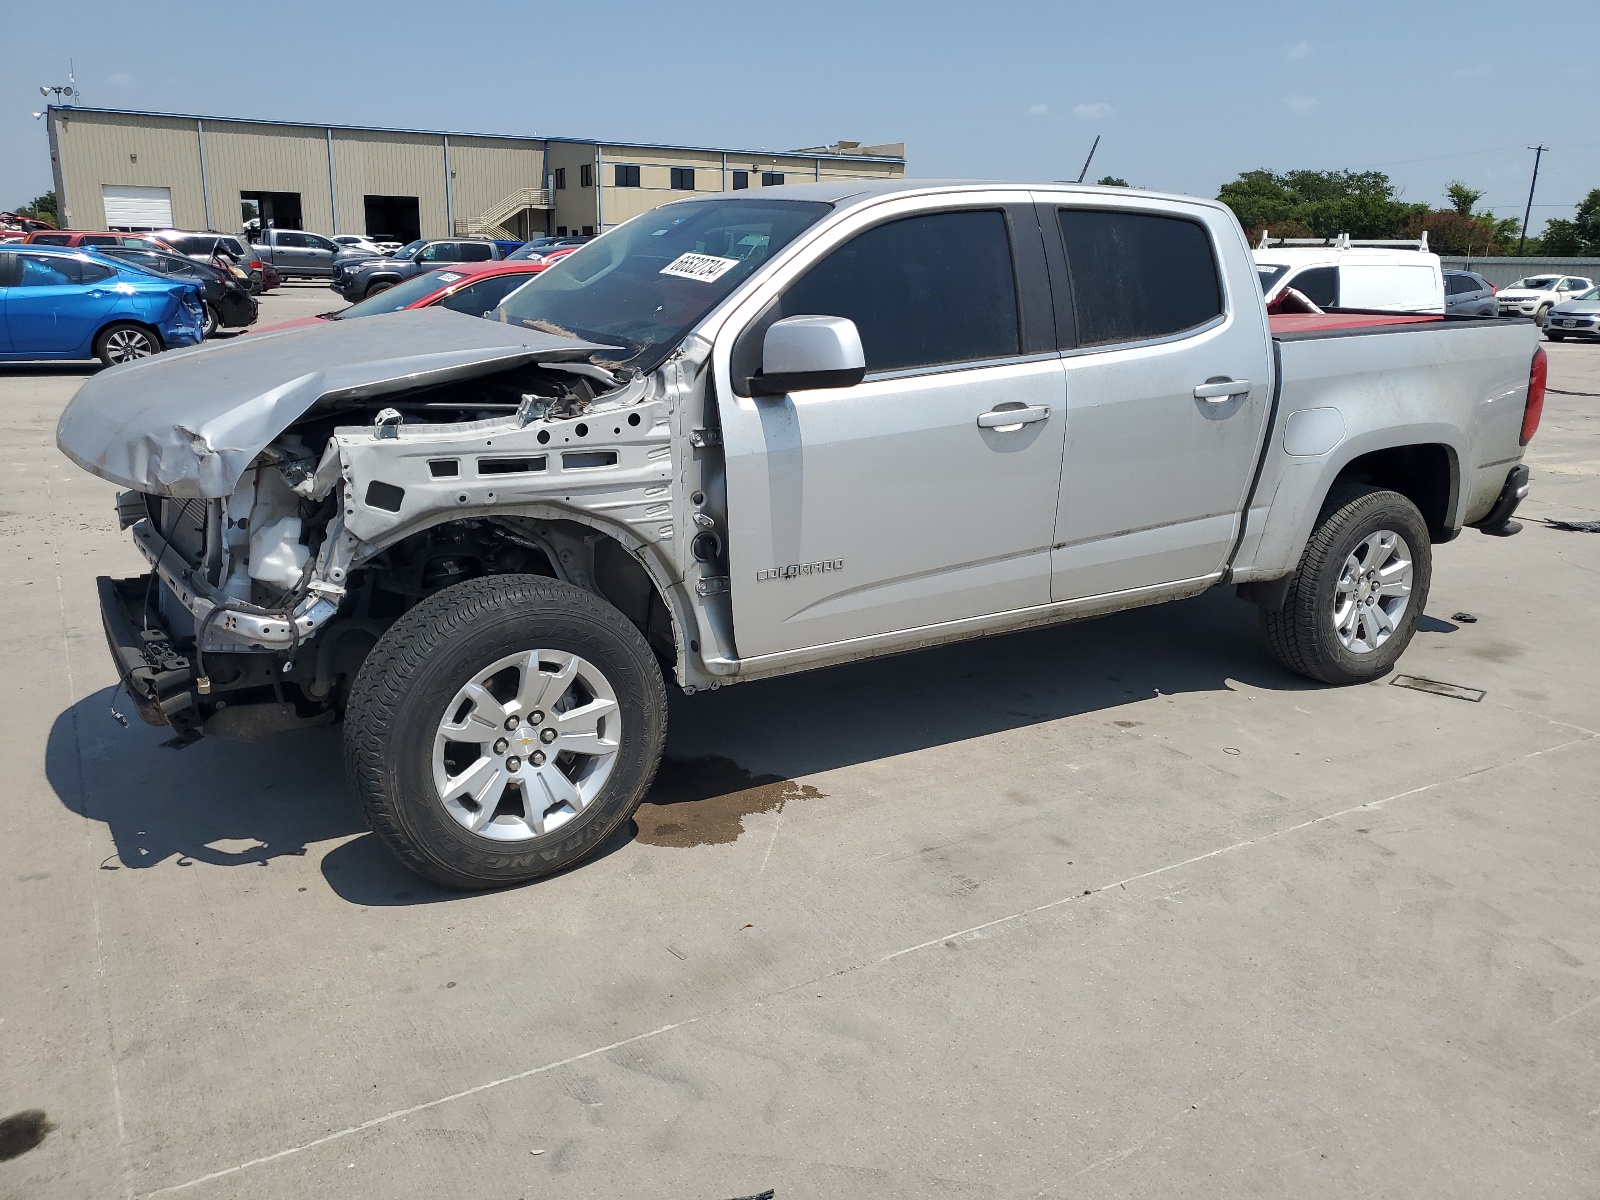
<box><xmin>0</xmin><ymin>1109</ymin><xmax>53</xmax><ymax>1160</ymax></box>
<box><xmin>634</xmin><ymin>756</ymin><xmax>824</xmax><ymax>848</ymax></box>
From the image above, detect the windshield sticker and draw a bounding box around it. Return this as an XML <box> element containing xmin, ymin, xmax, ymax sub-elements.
<box><xmin>434</xmin><ymin>272</ymin><xmax>463</xmax><ymax>283</ymax></box>
<box><xmin>659</xmin><ymin>253</ymin><xmax>741</xmax><ymax>283</ymax></box>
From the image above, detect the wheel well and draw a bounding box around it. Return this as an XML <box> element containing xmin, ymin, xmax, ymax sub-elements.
<box><xmin>352</xmin><ymin>518</ymin><xmax>678</xmax><ymax>666</ymax></box>
<box><xmin>95</xmin><ymin>320</ymin><xmax>161</xmax><ymax>350</ymax></box>
<box><xmin>1329</xmin><ymin>444</ymin><xmax>1457</xmax><ymax>541</ymax></box>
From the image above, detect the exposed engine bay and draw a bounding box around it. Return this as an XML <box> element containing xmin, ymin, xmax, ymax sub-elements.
<box><xmin>101</xmin><ymin>335</ymin><xmax>720</xmax><ymax>744</ymax></box>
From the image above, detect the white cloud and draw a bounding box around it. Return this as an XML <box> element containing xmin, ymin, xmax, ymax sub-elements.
<box><xmin>1028</xmin><ymin>104</ymin><xmax>1049</xmax><ymax>117</ymax></box>
<box><xmin>1285</xmin><ymin>40</ymin><xmax>1312</xmax><ymax>60</ymax></box>
<box><xmin>1073</xmin><ymin>102</ymin><xmax>1113</xmax><ymax>120</ymax></box>
<box><xmin>1284</xmin><ymin>95</ymin><xmax>1318</xmax><ymax>113</ymax></box>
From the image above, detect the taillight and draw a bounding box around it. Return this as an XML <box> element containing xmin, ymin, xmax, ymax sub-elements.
<box><xmin>1490</xmin><ymin>283</ymin><xmax>1497</xmax><ymax>295</ymax></box>
<box><xmin>1521</xmin><ymin>346</ymin><xmax>1547</xmax><ymax>445</ymax></box>
<box><xmin>249</xmin><ymin>260</ymin><xmax>263</xmax><ymax>269</ymax></box>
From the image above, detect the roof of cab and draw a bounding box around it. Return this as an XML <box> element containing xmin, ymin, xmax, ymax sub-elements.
<box><xmin>690</xmin><ymin>178</ymin><xmax>1235</xmax><ymax>216</ymax></box>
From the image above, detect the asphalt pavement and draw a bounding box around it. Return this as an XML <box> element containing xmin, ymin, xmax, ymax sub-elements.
<box><xmin>2</xmin><ymin>298</ymin><xmax>1598</xmax><ymax>1199</ymax></box>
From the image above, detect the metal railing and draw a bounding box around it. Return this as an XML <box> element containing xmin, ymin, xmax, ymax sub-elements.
<box><xmin>454</xmin><ymin>188</ymin><xmax>553</xmax><ymax>239</ymax></box>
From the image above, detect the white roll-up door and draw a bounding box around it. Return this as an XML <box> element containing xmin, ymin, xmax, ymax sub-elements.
<box><xmin>102</xmin><ymin>185</ymin><xmax>173</xmax><ymax>229</ymax></box>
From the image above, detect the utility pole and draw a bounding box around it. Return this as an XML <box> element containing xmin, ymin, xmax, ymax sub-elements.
<box><xmin>1076</xmin><ymin>135</ymin><xmax>1100</xmax><ymax>184</ymax></box>
<box><xmin>1517</xmin><ymin>144</ymin><xmax>1547</xmax><ymax>256</ymax></box>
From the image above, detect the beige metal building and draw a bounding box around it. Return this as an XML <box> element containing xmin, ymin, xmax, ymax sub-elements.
<box><xmin>45</xmin><ymin>106</ymin><xmax>906</xmax><ymax>242</ymax></box>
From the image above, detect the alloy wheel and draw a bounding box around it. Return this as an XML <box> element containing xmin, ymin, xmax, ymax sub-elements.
<box><xmin>1332</xmin><ymin>529</ymin><xmax>1414</xmax><ymax>653</ymax></box>
<box><xmin>103</xmin><ymin>328</ymin><xmax>156</xmax><ymax>362</ymax></box>
<box><xmin>431</xmin><ymin>649</ymin><xmax>621</xmax><ymax>841</ymax></box>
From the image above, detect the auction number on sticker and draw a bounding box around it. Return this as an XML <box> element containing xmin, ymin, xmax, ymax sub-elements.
<box><xmin>659</xmin><ymin>253</ymin><xmax>741</xmax><ymax>282</ymax></box>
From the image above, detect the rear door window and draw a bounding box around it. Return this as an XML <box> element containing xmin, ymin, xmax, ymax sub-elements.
<box><xmin>1056</xmin><ymin>208</ymin><xmax>1223</xmax><ymax>346</ymax></box>
<box><xmin>776</xmin><ymin>209</ymin><xmax>1020</xmax><ymax>373</ymax></box>
<box><xmin>458</xmin><ymin>243</ymin><xmax>494</xmax><ymax>262</ymax></box>
<box><xmin>15</xmin><ymin>254</ymin><xmax>82</xmax><ymax>286</ymax></box>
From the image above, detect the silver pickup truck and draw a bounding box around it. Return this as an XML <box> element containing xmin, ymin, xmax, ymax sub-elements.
<box><xmin>57</xmin><ymin>181</ymin><xmax>1545</xmax><ymax>889</ymax></box>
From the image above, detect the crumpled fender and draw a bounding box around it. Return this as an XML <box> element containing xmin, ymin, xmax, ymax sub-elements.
<box><xmin>54</xmin><ymin>307</ymin><xmax>609</xmax><ymax>499</ymax></box>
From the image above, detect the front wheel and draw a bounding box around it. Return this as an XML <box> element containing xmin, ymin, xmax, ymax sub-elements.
<box><xmin>94</xmin><ymin>322</ymin><xmax>161</xmax><ymax>366</ymax></box>
<box><xmin>364</xmin><ymin>281</ymin><xmax>395</xmax><ymax>298</ymax></box>
<box><xmin>1536</xmin><ymin>304</ymin><xmax>1552</xmax><ymax>327</ymax></box>
<box><xmin>344</xmin><ymin>576</ymin><xmax>667</xmax><ymax>889</ymax></box>
<box><xmin>1260</xmin><ymin>485</ymin><xmax>1432</xmax><ymax>685</ymax></box>
<box><xmin>202</xmin><ymin>303</ymin><xmax>220</xmax><ymax>339</ymax></box>
<box><xmin>1546</xmin><ymin>331</ymin><xmax>1566</xmax><ymax>342</ymax></box>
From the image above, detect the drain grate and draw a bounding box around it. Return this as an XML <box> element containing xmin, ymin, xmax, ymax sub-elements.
<box><xmin>1391</xmin><ymin>675</ymin><xmax>1485</xmax><ymax>703</ymax></box>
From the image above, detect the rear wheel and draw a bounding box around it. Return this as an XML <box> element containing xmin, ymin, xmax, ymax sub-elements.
<box><xmin>344</xmin><ymin>576</ymin><xmax>667</xmax><ymax>889</ymax></box>
<box><xmin>94</xmin><ymin>323</ymin><xmax>160</xmax><ymax>366</ymax></box>
<box><xmin>1261</xmin><ymin>485</ymin><xmax>1431</xmax><ymax>685</ymax></box>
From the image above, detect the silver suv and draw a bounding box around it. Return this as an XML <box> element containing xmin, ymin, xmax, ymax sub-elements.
<box><xmin>1444</xmin><ymin>270</ymin><xmax>1495</xmax><ymax>317</ymax></box>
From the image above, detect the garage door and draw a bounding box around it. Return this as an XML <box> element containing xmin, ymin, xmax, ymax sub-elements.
<box><xmin>102</xmin><ymin>185</ymin><xmax>173</xmax><ymax>229</ymax></box>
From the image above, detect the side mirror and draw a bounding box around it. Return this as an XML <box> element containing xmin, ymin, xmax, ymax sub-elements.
<box><xmin>750</xmin><ymin>315</ymin><xmax>866</xmax><ymax>396</ymax></box>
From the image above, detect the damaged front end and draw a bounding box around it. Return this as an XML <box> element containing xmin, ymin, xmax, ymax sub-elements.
<box><xmin>66</xmin><ymin>308</ymin><xmax>688</xmax><ymax>744</ymax></box>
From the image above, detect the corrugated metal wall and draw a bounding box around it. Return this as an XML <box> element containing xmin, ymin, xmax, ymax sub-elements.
<box><xmin>1442</xmin><ymin>257</ymin><xmax>1600</xmax><ymax>289</ymax></box>
<box><xmin>53</xmin><ymin>110</ymin><xmax>207</xmax><ymax>230</ymax></box>
<box><xmin>48</xmin><ymin>109</ymin><xmax>907</xmax><ymax>241</ymax></box>
<box><xmin>204</xmin><ymin>120</ymin><xmax>333</xmax><ymax>232</ymax></box>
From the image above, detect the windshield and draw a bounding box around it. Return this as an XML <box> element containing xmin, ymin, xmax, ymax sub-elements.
<box><xmin>334</xmin><ymin>268</ymin><xmax>458</xmax><ymax>318</ymax></box>
<box><xmin>1509</xmin><ymin>276</ymin><xmax>1558</xmax><ymax>290</ymax></box>
<box><xmin>1576</xmin><ymin>286</ymin><xmax>1600</xmax><ymax>302</ymax></box>
<box><xmin>1257</xmin><ymin>264</ymin><xmax>1289</xmax><ymax>293</ymax></box>
<box><xmin>387</xmin><ymin>239</ymin><xmax>426</xmax><ymax>258</ymax></box>
<box><xmin>497</xmin><ymin>198</ymin><xmax>831</xmax><ymax>372</ymax></box>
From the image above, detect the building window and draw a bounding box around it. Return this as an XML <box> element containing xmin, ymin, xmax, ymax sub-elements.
<box><xmin>614</xmin><ymin>164</ymin><xmax>641</xmax><ymax>188</ymax></box>
<box><xmin>554</xmin><ymin>168</ymin><xmax>566</xmax><ymax>191</ymax></box>
<box><xmin>581</xmin><ymin>225</ymin><xmax>595</xmax><ymax>237</ymax></box>
<box><xmin>556</xmin><ymin>226</ymin><xmax>567</xmax><ymax>236</ymax></box>
<box><xmin>731</xmin><ymin>170</ymin><xmax>748</xmax><ymax>190</ymax></box>
<box><xmin>670</xmin><ymin>167</ymin><xmax>695</xmax><ymax>191</ymax></box>
<box><xmin>762</xmin><ymin>171</ymin><xmax>785</xmax><ymax>187</ymax></box>
<box><xmin>580</xmin><ymin>163</ymin><xmax>593</xmax><ymax>188</ymax></box>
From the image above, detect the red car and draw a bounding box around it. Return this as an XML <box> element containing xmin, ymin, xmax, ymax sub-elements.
<box><xmin>23</xmin><ymin>229</ymin><xmax>164</xmax><ymax>249</ymax></box>
<box><xmin>251</xmin><ymin>260</ymin><xmax>551</xmax><ymax>333</ymax></box>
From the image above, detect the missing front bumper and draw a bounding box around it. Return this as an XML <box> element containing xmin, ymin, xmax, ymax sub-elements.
<box><xmin>97</xmin><ymin>575</ymin><xmax>203</xmax><ymax>745</ymax></box>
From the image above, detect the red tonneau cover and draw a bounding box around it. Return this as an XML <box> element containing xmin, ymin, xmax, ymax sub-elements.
<box><xmin>1270</xmin><ymin>313</ymin><xmax>1441</xmax><ymax>334</ymax></box>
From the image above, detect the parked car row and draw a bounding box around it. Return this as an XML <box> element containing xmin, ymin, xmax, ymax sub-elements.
<box><xmin>1498</xmin><ymin>275</ymin><xmax>1594</xmax><ymax>325</ymax></box>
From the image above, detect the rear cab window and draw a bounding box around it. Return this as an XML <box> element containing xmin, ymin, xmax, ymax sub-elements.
<box><xmin>1055</xmin><ymin>208</ymin><xmax>1223</xmax><ymax>345</ymax></box>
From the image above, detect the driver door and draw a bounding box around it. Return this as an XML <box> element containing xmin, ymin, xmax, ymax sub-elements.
<box><xmin>716</xmin><ymin>198</ymin><xmax>1067</xmax><ymax>660</ymax></box>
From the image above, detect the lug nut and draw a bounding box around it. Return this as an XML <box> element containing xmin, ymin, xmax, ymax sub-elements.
<box><xmin>531</xmin><ymin>751</ymin><xmax>545</xmax><ymax>767</ymax></box>
<box><xmin>506</xmin><ymin>755</ymin><xmax>522</xmax><ymax>771</ymax></box>
<box><xmin>540</xmin><ymin>727</ymin><xmax>557</xmax><ymax>744</ymax></box>
<box><xmin>528</xmin><ymin>709</ymin><xmax>545</xmax><ymax>725</ymax></box>
<box><xmin>504</xmin><ymin>716</ymin><xmax>519</xmax><ymax>731</ymax></box>
<box><xmin>493</xmin><ymin>738</ymin><xmax>509</xmax><ymax>754</ymax></box>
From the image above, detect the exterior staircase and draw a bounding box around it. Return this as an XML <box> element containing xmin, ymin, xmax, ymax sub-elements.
<box><xmin>455</xmin><ymin>188</ymin><xmax>553</xmax><ymax>239</ymax></box>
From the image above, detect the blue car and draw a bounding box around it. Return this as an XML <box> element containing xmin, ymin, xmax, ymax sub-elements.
<box><xmin>0</xmin><ymin>243</ymin><xmax>206</xmax><ymax>366</ymax></box>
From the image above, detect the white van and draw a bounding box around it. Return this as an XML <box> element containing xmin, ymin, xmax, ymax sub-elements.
<box><xmin>1254</xmin><ymin>233</ymin><xmax>1445</xmax><ymax>314</ymax></box>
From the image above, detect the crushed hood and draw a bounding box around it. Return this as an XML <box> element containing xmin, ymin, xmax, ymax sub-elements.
<box><xmin>56</xmin><ymin>307</ymin><xmax>610</xmax><ymax>499</ymax></box>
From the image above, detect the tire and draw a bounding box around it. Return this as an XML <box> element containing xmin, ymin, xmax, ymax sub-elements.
<box><xmin>344</xmin><ymin>576</ymin><xmax>667</xmax><ymax>889</ymax></box>
<box><xmin>1260</xmin><ymin>484</ymin><xmax>1432</xmax><ymax>685</ymax></box>
<box><xmin>1536</xmin><ymin>304</ymin><xmax>1552</xmax><ymax>328</ymax></box>
<box><xmin>1546</xmin><ymin>331</ymin><xmax>1566</xmax><ymax>342</ymax></box>
<box><xmin>94</xmin><ymin>322</ymin><xmax>161</xmax><ymax>366</ymax></box>
<box><xmin>202</xmin><ymin>303</ymin><xmax>220</xmax><ymax>339</ymax></box>
<box><xmin>364</xmin><ymin>281</ymin><xmax>396</xmax><ymax>298</ymax></box>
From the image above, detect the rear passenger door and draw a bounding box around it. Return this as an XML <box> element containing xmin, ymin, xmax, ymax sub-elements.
<box><xmin>716</xmin><ymin>197</ymin><xmax>1067</xmax><ymax>657</ymax></box>
<box><xmin>1047</xmin><ymin>201</ymin><xmax>1274</xmax><ymax>600</ymax></box>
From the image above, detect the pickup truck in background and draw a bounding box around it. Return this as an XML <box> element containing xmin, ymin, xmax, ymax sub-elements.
<box><xmin>331</xmin><ymin>238</ymin><xmax>503</xmax><ymax>301</ymax></box>
<box><xmin>58</xmin><ymin>181</ymin><xmax>1544</xmax><ymax>889</ymax></box>
<box><xmin>249</xmin><ymin>228</ymin><xmax>343</xmax><ymax>279</ymax></box>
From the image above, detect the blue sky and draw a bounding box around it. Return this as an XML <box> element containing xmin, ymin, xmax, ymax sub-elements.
<box><xmin>4</xmin><ymin>0</ymin><xmax>1595</xmax><ymax>232</ymax></box>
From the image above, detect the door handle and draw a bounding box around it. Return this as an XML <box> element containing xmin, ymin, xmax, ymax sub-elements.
<box><xmin>1193</xmin><ymin>378</ymin><xmax>1251</xmax><ymax>402</ymax></box>
<box><xmin>977</xmin><ymin>404</ymin><xmax>1050</xmax><ymax>431</ymax></box>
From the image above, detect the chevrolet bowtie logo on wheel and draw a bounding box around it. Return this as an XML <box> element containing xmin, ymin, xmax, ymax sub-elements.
<box><xmin>757</xmin><ymin>559</ymin><xmax>844</xmax><ymax>582</ymax></box>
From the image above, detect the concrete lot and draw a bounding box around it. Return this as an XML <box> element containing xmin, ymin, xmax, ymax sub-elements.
<box><xmin>2</xmin><ymin>292</ymin><xmax>1598</xmax><ymax>1199</ymax></box>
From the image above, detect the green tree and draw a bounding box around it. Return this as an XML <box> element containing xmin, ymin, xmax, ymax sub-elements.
<box><xmin>1573</xmin><ymin>188</ymin><xmax>1600</xmax><ymax>252</ymax></box>
<box><xmin>1539</xmin><ymin>218</ymin><xmax>1586</xmax><ymax>256</ymax></box>
<box><xmin>1217</xmin><ymin>169</ymin><xmax>1426</xmax><ymax>239</ymax></box>
<box><xmin>1096</xmin><ymin>176</ymin><xmax>1130</xmax><ymax>187</ymax></box>
<box><xmin>15</xmin><ymin>190</ymin><xmax>57</xmax><ymax>223</ymax></box>
<box><xmin>1445</xmin><ymin>181</ymin><xmax>1483</xmax><ymax>217</ymax></box>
